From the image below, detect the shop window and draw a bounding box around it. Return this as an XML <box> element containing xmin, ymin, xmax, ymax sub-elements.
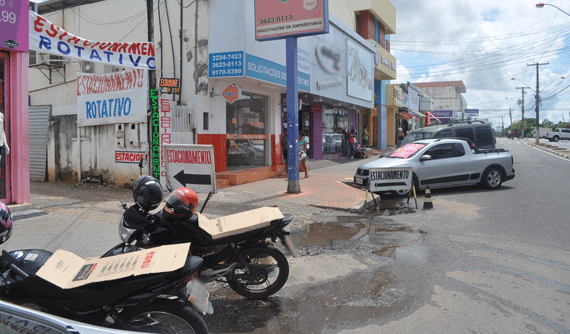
<box><xmin>322</xmin><ymin>108</ymin><xmax>349</xmax><ymax>154</ymax></box>
<box><xmin>226</xmin><ymin>92</ymin><xmax>268</xmax><ymax>169</ymax></box>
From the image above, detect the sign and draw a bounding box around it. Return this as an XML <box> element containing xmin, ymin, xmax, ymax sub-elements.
<box><xmin>0</xmin><ymin>0</ymin><xmax>28</xmax><ymax>52</ymax></box>
<box><xmin>465</xmin><ymin>109</ymin><xmax>479</xmax><ymax>118</ymax></box>
<box><xmin>115</xmin><ymin>151</ymin><xmax>148</xmax><ymax>164</ymax></box>
<box><xmin>76</xmin><ymin>69</ymin><xmax>148</xmax><ymax>126</ymax></box>
<box><xmin>209</xmin><ymin>51</ymin><xmax>244</xmax><ymax>77</ymax></box>
<box><xmin>255</xmin><ymin>0</ymin><xmax>329</xmax><ymax>41</ymax></box>
<box><xmin>151</xmin><ymin>89</ymin><xmax>160</xmax><ymax>179</ymax></box>
<box><xmin>347</xmin><ymin>40</ymin><xmax>373</xmax><ymax>102</ymax></box>
<box><xmin>163</xmin><ymin>144</ymin><xmax>217</xmax><ymax>193</ymax></box>
<box><xmin>368</xmin><ymin>167</ymin><xmax>413</xmax><ymax>193</ymax></box>
<box><xmin>222</xmin><ymin>84</ymin><xmax>241</xmax><ymax>103</ymax></box>
<box><xmin>387</xmin><ymin>84</ymin><xmax>403</xmax><ymax>107</ymax></box>
<box><xmin>245</xmin><ymin>53</ymin><xmax>310</xmax><ymax>91</ymax></box>
<box><xmin>29</xmin><ymin>11</ymin><xmax>155</xmax><ymax>70</ymax></box>
<box><xmin>432</xmin><ymin>110</ymin><xmax>454</xmax><ymax>118</ymax></box>
<box><xmin>315</xmin><ymin>40</ymin><xmax>341</xmax><ymax>74</ymax></box>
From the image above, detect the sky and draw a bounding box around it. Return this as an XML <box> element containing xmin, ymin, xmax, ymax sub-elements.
<box><xmin>391</xmin><ymin>0</ymin><xmax>570</xmax><ymax>128</ymax></box>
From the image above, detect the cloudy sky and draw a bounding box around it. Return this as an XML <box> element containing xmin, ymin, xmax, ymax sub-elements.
<box><xmin>392</xmin><ymin>0</ymin><xmax>570</xmax><ymax>127</ymax></box>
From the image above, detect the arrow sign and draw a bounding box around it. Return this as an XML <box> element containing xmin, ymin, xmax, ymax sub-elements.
<box><xmin>174</xmin><ymin>170</ymin><xmax>212</xmax><ymax>186</ymax></box>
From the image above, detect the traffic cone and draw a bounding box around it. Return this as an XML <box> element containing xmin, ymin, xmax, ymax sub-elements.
<box><xmin>423</xmin><ymin>185</ymin><xmax>433</xmax><ymax>210</ymax></box>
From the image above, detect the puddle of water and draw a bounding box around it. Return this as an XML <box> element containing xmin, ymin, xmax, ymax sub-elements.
<box><xmin>374</xmin><ymin>245</ymin><xmax>428</xmax><ymax>267</ymax></box>
<box><xmin>298</xmin><ymin>221</ymin><xmax>366</xmax><ymax>247</ymax></box>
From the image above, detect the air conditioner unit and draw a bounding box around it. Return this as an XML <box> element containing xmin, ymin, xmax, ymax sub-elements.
<box><xmin>49</xmin><ymin>54</ymin><xmax>64</xmax><ymax>67</ymax></box>
<box><xmin>81</xmin><ymin>61</ymin><xmax>95</xmax><ymax>73</ymax></box>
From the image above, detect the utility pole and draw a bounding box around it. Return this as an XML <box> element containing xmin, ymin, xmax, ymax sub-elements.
<box><xmin>500</xmin><ymin>116</ymin><xmax>504</xmax><ymax>135</ymax></box>
<box><xmin>528</xmin><ymin>62</ymin><xmax>549</xmax><ymax>144</ymax></box>
<box><xmin>516</xmin><ymin>86</ymin><xmax>530</xmax><ymax>138</ymax></box>
<box><xmin>509</xmin><ymin>107</ymin><xmax>512</xmax><ymax>130</ymax></box>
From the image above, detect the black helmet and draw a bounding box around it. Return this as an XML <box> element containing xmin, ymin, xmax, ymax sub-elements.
<box><xmin>132</xmin><ymin>175</ymin><xmax>163</xmax><ymax>211</ymax></box>
<box><xmin>0</xmin><ymin>202</ymin><xmax>13</xmax><ymax>245</ymax></box>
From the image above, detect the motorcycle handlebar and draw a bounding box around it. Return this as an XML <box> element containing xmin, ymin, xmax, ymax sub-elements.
<box><xmin>1</xmin><ymin>250</ymin><xmax>29</xmax><ymax>279</ymax></box>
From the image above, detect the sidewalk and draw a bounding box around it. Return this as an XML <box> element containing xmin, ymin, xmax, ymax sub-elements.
<box><xmin>6</xmin><ymin>154</ymin><xmax>381</xmax><ymax>257</ymax></box>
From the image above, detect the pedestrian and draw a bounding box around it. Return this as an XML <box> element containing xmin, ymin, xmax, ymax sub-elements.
<box><xmin>280</xmin><ymin>128</ymin><xmax>288</xmax><ymax>165</ymax></box>
<box><xmin>398</xmin><ymin>127</ymin><xmax>405</xmax><ymax>147</ymax></box>
<box><xmin>299</xmin><ymin>133</ymin><xmax>309</xmax><ymax>178</ymax></box>
<box><xmin>349</xmin><ymin>129</ymin><xmax>357</xmax><ymax>158</ymax></box>
<box><xmin>362</xmin><ymin>126</ymin><xmax>369</xmax><ymax>147</ymax></box>
<box><xmin>341</xmin><ymin>129</ymin><xmax>348</xmax><ymax>157</ymax></box>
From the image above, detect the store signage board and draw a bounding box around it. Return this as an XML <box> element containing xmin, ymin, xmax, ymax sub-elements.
<box><xmin>255</xmin><ymin>0</ymin><xmax>329</xmax><ymax>41</ymax></box>
<box><xmin>209</xmin><ymin>51</ymin><xmax>244</xmax><ymax>77</ymax></box>
<box><xmin>222</xmin><ymin>84</ymin><xmax>242</xmax><ymax>103</ymax></box>
<box><xmin>1</xmin><ymin>0</ymin><xmax>28</xmax><ymax>52</ymax></box>
<box><xmin>368</xmin><ymin>167</ymin><xmax>413</xmax><ymax>193</ymax></box>
<box><xmin>163</xmin><ymin>144</ymin><xmax>217</xmax><ymax>194</ymax></box>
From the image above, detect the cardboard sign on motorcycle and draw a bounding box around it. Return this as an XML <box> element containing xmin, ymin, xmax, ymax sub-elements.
<box><xmin>368</xmin><ymin>167</ymin><xmax>413</xmax><ymax>193</ymax></box>
<box><xmin>36</xmin><ymin>243</ymin><xmax>190</xmax><ymax>289</ymax></box>
<box><xmin>163</xmin><ymin>144</ymin><xmax>217</xmax><ymax>193</ymax></box>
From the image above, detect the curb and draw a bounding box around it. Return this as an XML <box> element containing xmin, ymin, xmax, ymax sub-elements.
<box><xmin>527</xmin><ymin>143</ymin><xmax>570</xmax><ymax>160</ymax></box>
<box><xmin>12</xmin><ymin>209</ymin><xmax>48</xmax><ymax>221</ymax></box>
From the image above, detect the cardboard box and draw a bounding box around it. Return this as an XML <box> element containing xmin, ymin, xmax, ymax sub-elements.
<box><xmin>36</xmin><ymin>243</ymin><xmax>190</xmax><ymax>289</ymax></box>
<box><xmin>197</xmin><ymin>207</ymin><xmax>284</xmax><ymax>240</ymax></box>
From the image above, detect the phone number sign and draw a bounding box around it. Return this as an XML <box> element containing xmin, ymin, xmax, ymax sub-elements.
<box><xmin>209</xmin><ymin>51</ymin><xmax>244</xmax><ymax>77</ymax></box>
<box><xmin>255</xmin><ymin>0</ymin><xmax>329</xmax><ymax>41</ymax></box>
<box><xmin>0</xmin><ymin>0</ymin><xmax>28</xmax><ymax>52</ymax></box>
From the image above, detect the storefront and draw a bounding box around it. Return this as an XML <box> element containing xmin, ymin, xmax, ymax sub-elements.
<box><xmin>0</xmin><ymin>0</ymin><xmax>30</xmax><ymax>204</ymax></box>
<box><xmin>205</xmin><ymin>0</ymin><xmax>374</xmax><ymax>171</ymax></box>
<box><xmin>386</xmin><ymin>84</ymin><xmax>403</xmax><ymax>146</ymax></box>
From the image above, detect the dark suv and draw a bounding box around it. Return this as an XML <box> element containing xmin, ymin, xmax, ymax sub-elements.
<box><xmin>401</xmin><ymin>120</ymin><xmax>496</xmax><ymax>149</ymax></box>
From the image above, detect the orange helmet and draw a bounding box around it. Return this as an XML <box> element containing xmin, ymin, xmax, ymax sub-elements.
<box><xmin>163</xmin><ymin>187</ymin><xmax>199</xmax><ymax>219</ymax></box>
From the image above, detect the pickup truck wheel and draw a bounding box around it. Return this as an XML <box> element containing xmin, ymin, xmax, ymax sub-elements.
<box><xmin>553</xmin><ymin>136</ymin><xmax>560</xmax><ymax>142</ymax></box>
<box><xmin>483</xmin><ymin>167</ymin><xmax>503</xmax><ymax>189</ymax></box>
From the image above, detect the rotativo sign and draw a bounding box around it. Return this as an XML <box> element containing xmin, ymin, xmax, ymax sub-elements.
<box><xmin>29</xmin><ymin>10</ymin><xmax>155</xmax><ymax>70</ymax></box>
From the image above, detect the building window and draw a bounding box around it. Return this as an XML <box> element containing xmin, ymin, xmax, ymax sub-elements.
<box><xmin>203</xmin><ymin>112</ymin><xmax>209</xmax><ymax>130</ymax></box>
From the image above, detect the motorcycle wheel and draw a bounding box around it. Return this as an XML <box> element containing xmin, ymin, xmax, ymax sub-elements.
<box><xmin>227</xmin><ymin>246</ymin><xmax>289</xmax><ymax>300</ymax></box>
<box><xmin>120</xmin><ymin>299</ymin><xmax>208</xmax><ymax>334</ymax></box>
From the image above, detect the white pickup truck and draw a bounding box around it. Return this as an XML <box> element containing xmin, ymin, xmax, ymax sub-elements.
<box><xmin>545</xmin><ymin>128</ymin><xmax>570</xmax><ymax>142</ymax></box>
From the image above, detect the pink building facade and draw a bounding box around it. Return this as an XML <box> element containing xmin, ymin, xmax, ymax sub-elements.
<box><xmin>0</xmin><ymin>0</ymin><xmax>31</xmax><ymax>204</ymax></box>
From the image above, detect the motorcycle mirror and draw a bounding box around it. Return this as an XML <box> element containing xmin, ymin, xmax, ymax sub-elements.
<box><xmin>138</xmin><ymin>156</ymin><xmax>148</xmax><ymax>169</ymax></box>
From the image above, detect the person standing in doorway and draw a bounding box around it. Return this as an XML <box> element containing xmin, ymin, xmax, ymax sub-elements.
<box><xmin>349</xmin><ymin>129</ymin><xmax>357</xmax><ymax>158</ymax></box>
<box><xmin>398</xmin><ymin>127</ymin><xmax>405</xmax><ymax>147</ymax></box>
<box><xmin>299</xmin><ymin>133</ymin><xmax>309</xmax><ymax>178</ymax></box>
<box><xmin>280</xmin><ymin>128</ymin><xmax>288</xmax><ymax>165</ymax></box>
<box><xmin>362</xmin><ymin>126</ymin><xmax>369</xmax><ymax>148</ymax></box>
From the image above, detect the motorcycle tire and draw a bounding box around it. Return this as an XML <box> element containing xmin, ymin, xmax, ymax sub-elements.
<box><xmin>120</xmin><ymin>299</ymin><xmax>208</xmax><ymax>334</ymax></box>
<box><xmin>227</xmin><ymin>246</ymin><xmax>289</xmax><ymax>300</ymax></box>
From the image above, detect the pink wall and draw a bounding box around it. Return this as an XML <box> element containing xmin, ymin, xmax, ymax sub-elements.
<box><xmin>7</xmin><ymin>51</ymin><xmax>30</xmax><ymax>204</ymax></box>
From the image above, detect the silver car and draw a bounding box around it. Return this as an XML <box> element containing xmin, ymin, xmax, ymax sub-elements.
<box><xmin>354</xmin><ymin>138</ymin><xmax>515</xmax><ymax>194</ymax></box>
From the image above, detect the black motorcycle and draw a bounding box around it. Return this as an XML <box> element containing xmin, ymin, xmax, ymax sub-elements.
<box><xmin>103</xmin><ymin>176</ymin><xmax>296</xmax><ymax>300</ymax></box>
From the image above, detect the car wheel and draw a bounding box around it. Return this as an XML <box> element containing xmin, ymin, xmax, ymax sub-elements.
<box><xmin>482</xmin><ymin>167</ymin><xmax>503</xmax><ymax>189</ymax></box>
<box><xmin>548</xmin><ymin>139</ymin><xmax>554</xmax><ymax>142</ymax></box>
<box><xmin>553</xmin><ymin>136</ymin><xmax>560</xmax><ymax>142</ymax></box>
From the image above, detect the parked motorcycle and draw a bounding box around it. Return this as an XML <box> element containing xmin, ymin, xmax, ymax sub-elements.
<box><xmin>103</xmin><ymin>175</ymin><xmax>296</xmax><ymax>300</ymax></box>
<box><xmin>0</xmin><ymin>202</ymin><xmax>211</xmax><ymax>334</ymax></box>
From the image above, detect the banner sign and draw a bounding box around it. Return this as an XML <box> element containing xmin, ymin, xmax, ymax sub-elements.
<box><xmin>347</xmin><ymin>40</ymin><xmax>373</xmax><ymax>102</ymax></box>
<box><xmin>30</xmin><ymin>10</ymin><xmax>155</xmax><ymax>70</ymax></box>
<box><xmin>368</xmin><ymin>167</ymin><xmax>413</xmax><ymax>193</ymax></box>
<box><xmin>77</xmin><ymin>68</ymin><xmax>148</xmax><ymax>126</ymax></box>
<box><xmin>255</xmin><ymin>0</ymin><xmax>329</xmax><ymax>41</ymax></box>
<box><xmin>431</xmin><ymin>110</ymin><xmax>454</xmax><ymax>118</ymax></box>
<box><xmin>1</xmin><ymin>0</ymin><xmax>29</xmax><ymax>52</ymax></box>
<box><xmin>164</xmin><ymin>144</ymin><xmax>217</xmax><ymax>194</ymax></box>
<box><xmin>464</xmin><ymin>109</ymin><xmax>479</xmax><ymax>118</ymax></box>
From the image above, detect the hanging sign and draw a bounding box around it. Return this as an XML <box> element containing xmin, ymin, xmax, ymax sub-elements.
<box><xmin>255</xmin><ymin>0</ymin><xmax>329</xmax><ymax>41</ymax></box>
<box><xmin>222</xmin><ymin>84</ymin><xmax>241</xmax><ymax>103</ymax></box>
<box><xmin>29</xmin><ymin>10</ymin><xmax>155</xmax><ymax>70</ymax></box>
<box><xmin>77</xmin><ymin>68</ymin><xmax>148</xmax><ymax>126</ymax></box>
<box><xmin>164</xmin><ymin>144</ymin><xmax>217</xmax><ymax>194</ymax></box>
<box><xmin>1</xmin><ymin>0</ymin><xmax>29</xmax><ymax>52</ymax></box>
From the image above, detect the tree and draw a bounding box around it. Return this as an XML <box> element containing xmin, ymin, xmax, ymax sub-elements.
<box><xmin>541</xmin><ymin>119</ymin><xmax>554</xmax><ymax>129</ymax></box>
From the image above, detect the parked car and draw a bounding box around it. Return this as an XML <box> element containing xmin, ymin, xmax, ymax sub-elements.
<box><xmin>235</xmin><ymin>139</ymin><xmax>264</xmax><ymax>164</ymax></box>
<box><xmin>354</xmin><ymin>138</ymin><xmax>515</xmax><ymax>195</ymax></box>
<box><xmin>402</xmin><ymin>120</ymin><xmax>496</xmax><ymax>149</ymax></box>
<box><xmin>544</xmin><ymin>128</ymin><xmax>570</xmax><ymax>142</ymax></box>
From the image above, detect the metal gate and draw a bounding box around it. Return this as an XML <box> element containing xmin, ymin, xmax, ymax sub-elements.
<box><xmin>28</xmin><ymin>105</ymin><xmax>51</xmax><ymax>181</ymax></box>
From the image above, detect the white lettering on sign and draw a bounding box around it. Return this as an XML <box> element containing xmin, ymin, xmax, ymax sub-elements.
<box><xmin>370</xmin><ymin>170</ymin><xmax>410</xmax><ymax>181</ymax></box>
<box><xmin>381</xmin><ymin>54</ymin><xmax>396</xmax><ymax>71</ymax></box>
<box><xmin>167</xmin><ymin>150</ymin><xmax>213</xmax><ymax>164</ymax></box>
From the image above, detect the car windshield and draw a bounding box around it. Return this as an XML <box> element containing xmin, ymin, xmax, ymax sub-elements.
<box><xmin>388</xmin><ymin>143</ymin><xmax>426</xmax><ymax>159</ymax></box>
<box><xmin>402</xmin><ymin>132</ymin><xmax>431</xmax><ymax>145</ymax></box>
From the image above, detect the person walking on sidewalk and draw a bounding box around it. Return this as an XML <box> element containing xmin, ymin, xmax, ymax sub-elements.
<box><xmin>299</xmin><ymin>133</ymin><xmax>309</xmax><ymax>178</ymax></box>
<box><xmin>398</xmin><ymin>128</ymin><xmax>405</xmax><ymax>147</ymax></box>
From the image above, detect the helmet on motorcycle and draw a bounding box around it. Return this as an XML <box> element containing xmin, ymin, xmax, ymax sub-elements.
<box><xmin>163</xmin><ymin>187</ymin><xmax>199</xmax><ymax>219</ymax></box>
<box><xmin>0</xmin><ymin>202</ymin><xmax>13</xmax><ymax>245</ymax></box>
<box><xmin>132</xmin><ymin>175</ymin><xmax>163</xmax><ymax>211</ymax></box>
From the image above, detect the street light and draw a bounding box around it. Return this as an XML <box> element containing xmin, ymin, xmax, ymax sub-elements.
<box><xmin>536</xmin><ymin>3</ymin><xmax>570</xmax><ymax>17</ymax></box>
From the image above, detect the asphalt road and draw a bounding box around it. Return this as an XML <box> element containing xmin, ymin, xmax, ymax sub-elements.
<box><xmin>206</xmin><ymin>138</ymin><xmax>570</xmax><ymax>334</ymax></box>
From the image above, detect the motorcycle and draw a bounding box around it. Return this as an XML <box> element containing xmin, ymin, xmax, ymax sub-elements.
<box><xmin>0</xmin><ymin>203</ymin><xmax>211</xmax><ymax>334</ymax></box>
<box><xmin>103</xmin><ymin>175</ymin><xmax>296</xmax><ymax>300</ymax></box>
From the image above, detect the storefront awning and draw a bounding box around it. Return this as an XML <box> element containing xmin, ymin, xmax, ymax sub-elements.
<box><xmin>407</xmin><ymin>109</ymin><xmax>425</xmax><ymax>118</ymax></box>
<box><xmin>399</xmin><ymin>112</ymin><xmax>413</xmax><ymax>120</ymax></box>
